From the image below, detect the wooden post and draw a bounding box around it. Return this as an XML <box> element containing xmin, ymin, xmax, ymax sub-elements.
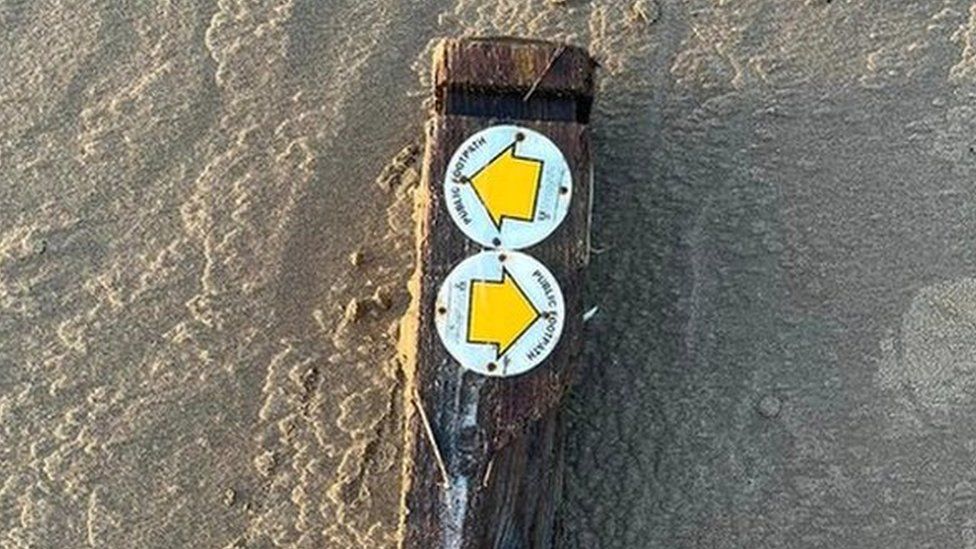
<box><xmin>398</xmin><ymin>37</ymin><xmax>596</xmax><ymax>549</ymax></box>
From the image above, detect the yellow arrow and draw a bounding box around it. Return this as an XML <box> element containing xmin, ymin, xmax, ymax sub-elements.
<box><xmin>467</xmin><ymin>269</ymin><xmax>541</xmax><ymax>357</ymax></box>
<box><xmin>469</xmin><ymin>143</ymin><xmax>543</xmax><ymax>229</ymax></box>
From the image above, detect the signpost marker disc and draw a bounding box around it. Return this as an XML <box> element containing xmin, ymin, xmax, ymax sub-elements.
<box><xmin>434</xmin><ymin>250</ymin><xmax>565</xmax><ymax>377</ymax></box>
<box><xmin>444</xmin><ymin>125</ymin><xmax>572</xmax><ymax>250</ymax></box>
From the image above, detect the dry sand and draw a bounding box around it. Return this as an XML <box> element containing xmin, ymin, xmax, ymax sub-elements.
<box><xmin>1</xmin><ymin>1</ymin><xmax>975</xmax><ymax>548</ymax></box>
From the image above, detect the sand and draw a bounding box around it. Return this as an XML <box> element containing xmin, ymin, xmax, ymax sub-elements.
<box><xmin>1</xmin><ymin>1</ymin><xmax>975</xmax><ymax>548</ymax></box>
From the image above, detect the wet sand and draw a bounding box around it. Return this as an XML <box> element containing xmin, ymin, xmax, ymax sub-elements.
<box><xmin>1</xmin><ymin>1</ymin><xmax>975</xmax><ymax>548</ymax></box>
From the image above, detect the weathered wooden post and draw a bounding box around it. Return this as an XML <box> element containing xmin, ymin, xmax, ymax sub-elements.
<box><xmin>398</xmin><ymin>37</ymin><xmax>596</xmax><ymax>549</ymax></box>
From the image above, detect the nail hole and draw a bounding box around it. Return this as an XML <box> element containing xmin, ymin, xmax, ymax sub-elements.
<box><xmin>498</xmin><ymin>253</ymin><xmax>507</xmax><ymax>262</ymax></box>
<box><xmin>487</xmin><ymin>362</ymin><xmax>497</xmax><ymax>372</ymax></box>
<box><xmin>437</xmin><ymin>306</ymin><xmax>447</xmax><ymax>315</ymax></box>
<box><xmin>559</xmin><ymin>186</ymin><xmax>569</xmax><ymax>195</ymax></box>
<box><xmin>515</xmin><ymin>132</ymin><xmax>525</xmax><ymax>142</ymax></box>
<box><xmin>492</xmin><ymin>237</ymin><xmax>501</xmax><ymax>247</ymax></box>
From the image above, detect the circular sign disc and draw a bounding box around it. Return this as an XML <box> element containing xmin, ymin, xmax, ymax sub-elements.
<box><xmin>444</xmin><ymin>125</ymin><xmax>572</xmax><ymax>249</ymax></box>
<box><xmin>434</xmin><ymin>250</ymin><xmax>565</xmax><ymax>377</ymax></box>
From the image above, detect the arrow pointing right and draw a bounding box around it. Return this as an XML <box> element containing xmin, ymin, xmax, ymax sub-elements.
<box><xmin>467</xmin><ymin>268</ymin><xmax>541</xmax><ymax>357</ymax></box>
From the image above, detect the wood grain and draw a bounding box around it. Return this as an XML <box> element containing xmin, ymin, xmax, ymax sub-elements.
<box><xmin>399</xmin><ymin>37</ymin><xmax>596</xmax><ymax>549</ymax></box>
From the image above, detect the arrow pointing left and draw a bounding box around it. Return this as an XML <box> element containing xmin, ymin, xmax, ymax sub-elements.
<box><xmin>469</xmin><ymin>142</ymin><xmax>543</xmax><ymax>230</ymax></box>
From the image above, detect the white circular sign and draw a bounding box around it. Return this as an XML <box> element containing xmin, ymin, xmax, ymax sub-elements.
<box><xmin>434</xmin><ymin>250</ymin><xmax>565</xmax><ymax>377</ymax></box>
<box><xmin>444</xmin><ymin>125</ymin><xmax>572</xmax><ymax>249</ymax></box>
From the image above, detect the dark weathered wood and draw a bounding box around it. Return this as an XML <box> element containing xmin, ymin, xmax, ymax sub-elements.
<box><xmin>398</xmin><ymin>37</ymin><xmax>596</xmax><ymax>549</ymax></box>
<box><xmin>434</xmin><ymin>37</ymin><xmax>595</xmax><ymax>123</ymax></box>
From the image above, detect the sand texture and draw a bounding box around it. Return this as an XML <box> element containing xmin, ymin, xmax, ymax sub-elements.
<box><xmin>2</xmin><ymin>1</ymin><xmax>975</xmax><ymax>548</ymax></box>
